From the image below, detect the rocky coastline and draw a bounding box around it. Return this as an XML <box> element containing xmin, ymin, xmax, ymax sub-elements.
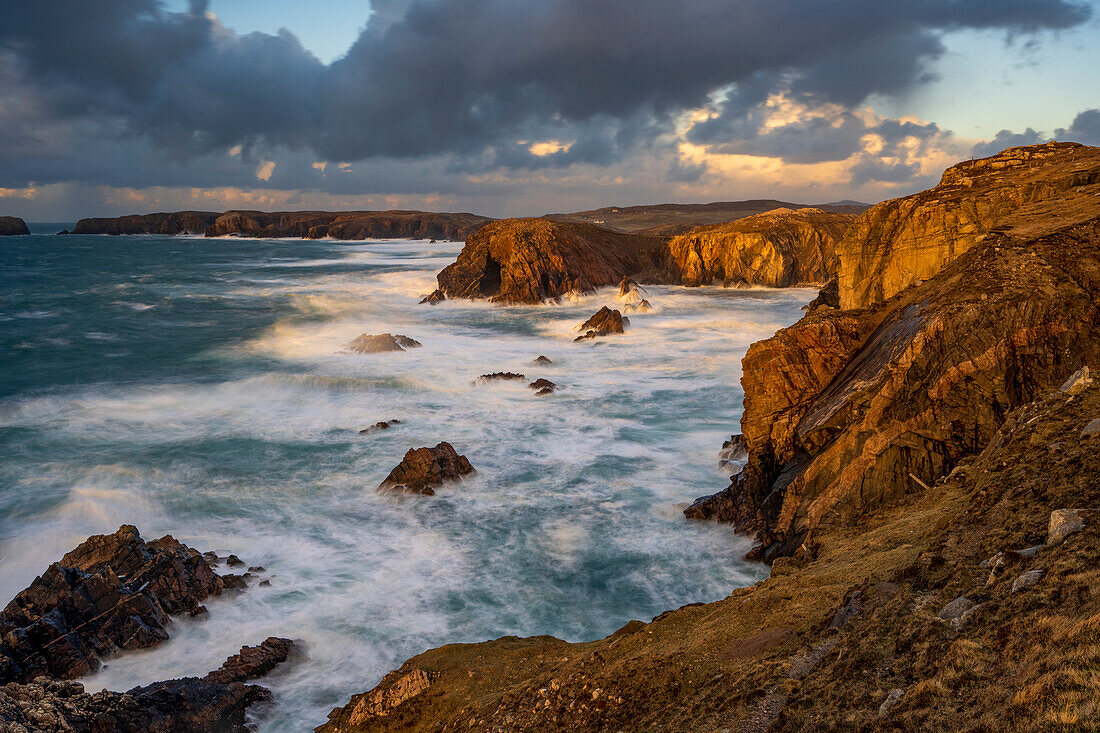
<box><xmin>7</xmin><ymin>142</ymin><xmax>1100</xmax><ymax>731</ymax></box>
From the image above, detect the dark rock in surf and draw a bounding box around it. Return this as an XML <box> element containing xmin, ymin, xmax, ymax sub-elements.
<box><xmin>528</xmin><ymin>378</ymin><xmax>557</xmax><ymax>394</ymax></box>
<box><xmin>379</xmin><ymin>442</ymin><xmax>475</xmax><ymax>496</ymax></box>
<box><xmin>420</xmin><ymin>289</ymin><xmax>446</xmax><ymax>305</ymax></box>
<box><xmin>0</xmin><ymin>217</ymin><xmax>31</xmax><ymax>236</ymax></box>
<box><xmin>532</xmin><ymin>355</ymin><xmax>553</xmax><ymax>365</ymax></box>
<box><xmin>476</xmin><ymin>372</ymin><xmax>526</xmax><ymax>382</ymax></box>
<box><xmin>361</xmin><ymin>420</ymin><xmax>402</xmax><ymax>434</ymax></box>
<box><xmin>204</xmin><ymin>637</ymin><xmax>297</xmax><ymax>685</ymax></box>
<box><xmin>0</xmin><ymin>525</ymin><xmax>224</xmax><ymax>684</ymax></box>
<box><xmin>574</xmin><ymin>307</ymin><xmax>628</xmax><ymax>341</ymax></box>
<box><xmin>719</xmin><ymin>434</ymin><xmax>749</xmax><ymax>469</ymax></box>
<box><xmin>346</xmin><ymin>333</ymin><xmax>422</xmax><ymax>354</ymax></box>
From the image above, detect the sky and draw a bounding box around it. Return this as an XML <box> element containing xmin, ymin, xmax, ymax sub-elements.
<box><xmin>1</xmin><ymin>0</ymin><xmax>1099</xmax><ymax>221</ymax></box>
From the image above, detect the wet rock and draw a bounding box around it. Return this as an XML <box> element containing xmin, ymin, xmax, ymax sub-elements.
<box><xmin>616</xmin><ymin>276</ymin><xmax>648</xmax><ymax>305</ymax></box>
<box><xmin>476</xmin><ymin>372</ymin><xmax>526</xmax><ymax>382</ymax></box>
<box><xmin>1081</xmin><ymin>417</ymin><xmax>1100</xmax><ymax>438</ymax></box>
<box><xmin>623</xmin><ymin>298</ymin><xmax>652</xmax><ymax>314</ymax></box>
<box><xmin>1060</xmin><ymin>366</ymin><xmax>1092</xmax><ymax>395</ymax></box>
<box><xmin>360</xmin><ymin>420</ymin><xmax>402</xmax><ymax>434</ymax></box>
<box><xmin>1047</xmin><ymin>508</ymin><xmax>1089</xmax><ymax>545</ymax></box>
<box><xmin>528</xmin><ymin>378</ymin><xmax>557</xmax><ymax>394</ymax></box>
<box><xmin>879</xmin><ymin>688</ymin><xmax>906</xmax><ymax>715</ymax></box>
<box><xmin>574</xmin><ymin>307</ymin><xmax>627</xmax><ymax>341</ymax></box>
<box><xmin>204</xmin><ymin>637</ymin><xmax>296</xmax><ymax>685</ymax></box>
<box><xmin>345</xmin><ymin>333</ymin><xmax>422</xmax><ymax>354</ymax></box>
<box><xmin>259</xmin><ymin>579</ymin><xmax>271</xmax><ymax>587</ymax></box>
<box><xmin>222</xmin><ymin>574</ymin><xmax>249</xmax><ymax>590</ymax></box>
<box><xmin>1012</xmin><ymin>569</ymin><xmax>1044</xmax><ymax>593</ymax></box>
<box><xmin>226</xmin><ymin>554</ymin><xmax>244</xmax><ymax>567</ymax></box>
<box><xmin>419</xmin><ymin>289</ymin><xmax>446</xmax><ymax>305</ymax></box>
<box><xmin>719</xmin><ymin>434</ymin><xmax>748</xmax><ymax>469</ymax></box>
<box><xmin>379</xmin><ymin>442</ymin><xmax>475</xmax><ymax>495</ymax></box>
<box><xmin>0</xmin><ymin>525</ymin><xmax>224</xmax><ymax>684</ymax></box>
<box><xmin>937</xmin><ymin>596</ymin><xmax>976</xmax><ymax>621</ymax></box>
<box><xmin>532</xmin><ymin>355</ymin><xmax>553</xmax><ymax>365</ymax></box>
<box><xmin>247</xmin><ymin>566</ymin><xmax>265</xmax><ymax>572</ymax></box>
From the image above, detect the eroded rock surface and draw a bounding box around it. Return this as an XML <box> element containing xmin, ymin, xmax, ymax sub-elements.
<box><xmin>838</xmin><ymin>142</ymin><xmax>1100</xmax><ymax>309</ymax></box>
<box><xmin>379</xmin><ymin>442</ymin><xmax>475</xmax><ymax>495</ymax></box>
<box><xmin>660</xmin><ymin>208</ymin><xmax>852</xmax><ymax>287</ymax></box>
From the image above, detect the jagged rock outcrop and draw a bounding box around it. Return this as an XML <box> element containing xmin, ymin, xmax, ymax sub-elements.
<box><xmin>0</xmin><ymin>525</ymin><xmax>225</xmax><ymax>684</ymax></box>
<box><xmin>203</xmin><ymin>637</ymin><xmax>296</xmax><ymax>685</ymax></box>
<box><xmin>71</xmin><ymin>212</ymin><xmax>220</xmax><ymax>235</ymax></box>
<box><xmin>205</xmin><ymin>210</ymin><xmax>489</xmax><ymax>240</ymax></box>
<box><xmin>436</xmin><ymin>218</ymin><xmax>663</xmax><ymax>304</ymax></box>
<box><xmin>660</xmin><ymin>208</ymin><xmax>853</xmax><ymax>287</ymax></box>
<box><xmin>0</xmin><ymin>217</ymin><xmax>30</xmax><ymax>235</ymax></box>
<box><xmin>378</xmin><ymin>442</ymin><xmax>475</xmax><ymax>495</ymax></box>
<box><xmin>345</xmin><ymin>334</ymin><xmax>422</xmax><ymax>353</ymax></box>
<box><xmin>838</xmin><ymin>142</ymin><xmax>1100</xmax><ymax>309</ymax></box>
<box><xmin>574</xmin><ymin>306</ymin><xmax>628</xmax><ymax>341</ymax></box>
<box><xmin>688</xmin><ymin>212</ymin><xmax>1100</xmax><ymax>560</ymax></box>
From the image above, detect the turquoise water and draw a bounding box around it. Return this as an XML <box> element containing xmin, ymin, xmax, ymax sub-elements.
<box><xmin>0</xmin><ymin>232</ymin><xmax>813</xmax><ymax>729</ymax></box>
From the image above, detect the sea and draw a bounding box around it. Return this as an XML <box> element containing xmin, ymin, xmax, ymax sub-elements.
<box><xmin>0</xmin><ymin>226</ymin><xmax>813</xmax><ymax>730</ymax></box>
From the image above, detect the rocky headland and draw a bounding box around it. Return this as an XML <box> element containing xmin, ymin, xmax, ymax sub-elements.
<box><xmin>69</xmin><ymin>210</ymin><xmax>490</xmax><ymax>240</ymax></box>
<box><xmin>0</xmin><ymin>217</ymin><xmax>30</xmax><ymax>235</ymax></box>
<box><xmin>316</xmin><ymin>142</ymin><xmax>1100</xmax><ymax>731</ymax></box>
<box><xmin>0</xmin><ymin>525</ymin><xmax>295</xmax><ymax>731</ymax></box>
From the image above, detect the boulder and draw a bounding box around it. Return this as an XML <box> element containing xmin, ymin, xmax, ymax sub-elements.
<box><xmin>379</xmin><ymin>442</ymin><xmax>475</xmax><ymax>495</ymax></box>
<box><xmin>1011</xmin><ymin>569</ymin><xmax>1044</xmax><ymax>593</ymax></box>
<box><xmin>937</xmin><ymin>596</ymin><xmax>976</xmax><ymax>621</ymax></box>
<box><xmin>1082</xmin><ymin>418</ymin><xmax>1100</xmax><ymax>439</ymax></box>
<box><xmin>346</xmin><ymin>333</ymin><xmax>422</xmax><ymax>353</ymax></box>
<box><xmin>574</xmin><ymin>307</ymin><xmax>628</xmax><ymax>341</ymax></box>
<box><xmin>1047</xmin><ymin>508</ymin><xmax>1089</xmax><ymax>545</ymax></box>
<box><xmin>1060</xmin><ymin>366</ymin><xmax>1092</xmax><ymax>395</ymax></box>
<box><xmin>532</xmin><ymin>355</ymin><xmax>554</xmax><ymax>365</ymax></box>
<box><xmin>0</xmin><ymin>525</ymin><xmax>224</xmax><ymax>684</ymax></box>
<box><xmin>878</xmin><ymin>688</ymin><xmax>906</xmax><ymax>715</ymax></box>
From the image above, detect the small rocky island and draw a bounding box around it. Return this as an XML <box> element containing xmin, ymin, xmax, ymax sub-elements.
<box><xmin>0</xmin><ymin>216</ymin><xmax>30</xmax><ymax>236</ymax></box>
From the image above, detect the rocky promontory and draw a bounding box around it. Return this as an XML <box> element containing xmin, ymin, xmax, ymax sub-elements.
<box><xmin>435</xmin><ymin>218</ymin><xmax>663</xmax><ymax>304</ymax></box>
<box><xmin>838</xmin><ymin>141</ymin><xmax>1100</xmax><ymax>309</ymax></box>
<box><xmin>0</xmin><ymin>216</ymin><xmax>30</xmax><ymax>235</ymax></box>
<box><xmin>204</xmin><ymin>210</ymin><xmax>490</xmax><ymax>240</ymax></box>
<box><xmin>658</xmin><ymin>208</ymin><xmax>853</xmax><ymax>287</ymax></box>
<box><xmin>71</xmin><ymin>212</ymin><xmax>220</xmax><ymax>235</ymax></box>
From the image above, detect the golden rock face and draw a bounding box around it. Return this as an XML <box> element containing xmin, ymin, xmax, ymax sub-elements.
<box><xmin>837</xmin><ymin>141</ymin><xmax>1100</xmax><ymax>310</ymax></box>
<box><xmin>661</xmin><ymin>208</ymin><xmax>853</xmax><ymax>288</ymax></box>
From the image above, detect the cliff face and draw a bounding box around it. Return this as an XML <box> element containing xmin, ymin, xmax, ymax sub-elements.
<box><xmin>838</xmin><ymin>141</ymin><xmax>1100</xmax><ymax>309</ymax></box>
<box><xmin>688</xmin><ymin>214</ymin><xmax>1100</xmax><ymax>559</ymax></box>
<box><xmin>71</xmin><ymin>212</ymin><xmax>220</xmax><ymax>235</ymax></box>
<box><xmin>204</xmin><ymin>210</ymin><xmax>490</xmax><ymax>240</ymax></box>
<box><xmin>546</xmin><ymin>199</ymin><xmax>869</xmax><ymax>233</ymax></box>
<box><xmin>0</xmin><ymin>216</ymin><xmax>31</xmax><ymax>235</ymax></box>
<box><xmin>659</xmin><ymin>208</ymin><xmax>853</xmax><ymax>287</ymax></box>
<box><xmin>436</xmin><ymin>218</ymin><xmax>663</xmax><ymax>304</ymax></box>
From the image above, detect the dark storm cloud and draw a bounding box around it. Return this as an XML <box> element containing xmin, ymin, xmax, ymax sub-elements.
<box><xmin>970</xmin><ymin>127</ymin><xmax>1046</xmax><ymax>158</ymax></box>
<box><xmin>1057</xmin><ymin>109</ymin><xmax>1100</xmax><ymax>145</ymax></box>
<box><xmin>0</xmin><ymin>0</ymin><xmax>1091</xmax><ymax>189</ymax></box>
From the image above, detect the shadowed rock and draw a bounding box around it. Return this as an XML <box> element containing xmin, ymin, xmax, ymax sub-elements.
<box><xmin>360</xmin><ymin>420</ymin><xmax>402</xmax><ymax>434</ymax></box>
<box><xmin>71</xmin><ymin>212</ymin><xmax>219</xmax><ymax>235</ymax></box>
<box><xmin>204</xmin><ymin>637</ymin><xmax>297</xmax><ymax>685</ymax></box>
<box><xmin>419</xmin><ymin>289</ymin><xmax>446</xmax><ymax>305</ymax></box>
<box><xmin>0</xmin><ymin>216</ymin><xmax>30</xmax><ymax>235</ymax></box>
<box><xmin>379</xmin><ymin>442</ymin><xmax>475</xmax><ymax>495</ymax></box>
<box><xmin>204</xmin><ymin>210</ymin><xmax>489</xmax><ymax>240</ymax></box>
<box><xmin>532</xmin><ymin>355</ymin><xmax>553</xmax><ymax>365</ymax></box>
<box><xmin>475</xmin><ymin>372</ymin><xmax>526</xmax><ymax>382</ymax></box>
<box><xmin>346</xmin><ymin>333</ymin><xmax>422</xmax><ymax>353</ymax></box>
<box><xmin>528</xmin><ymin>378</ymin><xmax>557</xmax><ymax>395</ymax></box>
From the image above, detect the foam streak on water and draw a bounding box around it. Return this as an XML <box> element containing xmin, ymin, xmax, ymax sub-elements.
<box><xmin>0</xmin><ymin>234</ymin><xmax>812</xmax><ymax>730</ymax></box>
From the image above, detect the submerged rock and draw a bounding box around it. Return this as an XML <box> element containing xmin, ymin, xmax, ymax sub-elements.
<box><xmin>346</xmin><ymin>333</ymin><xmax>422</xmax><ymax>353</ymax></box>
<box><xmin>529</xmin><ymin>378</ymin><xmax>557</xmax><ymax>395</ymax></box>
<box><xmin>623</xmin><ymin>298</ymin><xmax>652</xmax><ymax>314</ymax></box>
<box><xmin>360</xmin><ymin>420</ymin><xmax>402</xmax><ymax>434</ymax></box>
<box><xmin>379</xmin><ymin>442</ymin><xmax>475</xmax><ymax>495</ymax></box>
<box><xmin>574</xmin><ymin>306</ymin><xmax>628</xmax><ymax>341</ymax></box>
<box><xmin>0</xmin><ymin>525</ymin><xmax>224</xmax><ymax>684</ymax></box>
<box><xmin>532</xmin><ymin>355</ymin><xmax>554</xmax><ymax>365</ymax></box>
